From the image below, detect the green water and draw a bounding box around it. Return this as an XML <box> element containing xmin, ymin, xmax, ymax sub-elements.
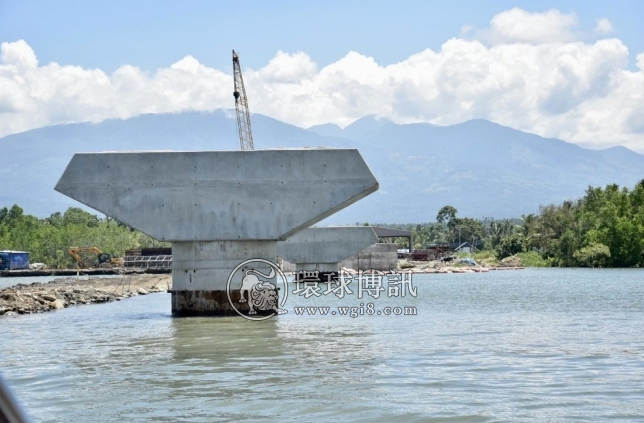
<box><xmin>1</xmin><ymin>268</ymin><xmax>643</xmax><ymax>422</ymax></box>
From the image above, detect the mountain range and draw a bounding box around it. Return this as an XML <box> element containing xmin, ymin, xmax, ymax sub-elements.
<box><xmin>1</xmin><ymin>111</ymin><xmax>643</xmax><ymax>224</ymax></box>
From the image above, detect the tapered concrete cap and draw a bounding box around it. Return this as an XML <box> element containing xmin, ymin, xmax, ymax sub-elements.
<box><xmin>55</xmin><ymin>149</ymin><xmax>378</xmax><ymax>241</ymax></box>
<box><xmin>277</xmin><ymin>226</ymin><xmax>379</xmax><ymax>264</ymax></box>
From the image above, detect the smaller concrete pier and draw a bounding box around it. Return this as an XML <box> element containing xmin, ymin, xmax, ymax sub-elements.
<box><xmin>278</xmin><ymin>227</ymin><xmax>379</xmax><ymax>276</ymax></box>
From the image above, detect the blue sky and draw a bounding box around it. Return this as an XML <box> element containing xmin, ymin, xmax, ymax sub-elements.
<box><xmin>0</xmin><ymin>1</ymin><xmax>643</xmax><ymax>151</ymax></box>
<box><xmin>1</xmin><ymin>0</ymin><xmax>642</xmax><ymax>71</ymax></box>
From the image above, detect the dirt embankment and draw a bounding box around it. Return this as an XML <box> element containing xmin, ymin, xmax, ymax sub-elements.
<box><xmin>396</xmin><ymin>259</ymin><xmax>524</xmax><ymax>273</ymax></box>
<box><xmin>0</xmin><ymin>274</ymin><xmax>171</xmax><ymax>316</ymax></box>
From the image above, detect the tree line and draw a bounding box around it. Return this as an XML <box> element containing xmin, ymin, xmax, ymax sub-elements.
<box><xmin>372</xmin><ymin>179</ymin><xmax>644</xmax><ymax>268</ymax></box>
<box><xmin>0</xmin><ymin>205</ymin><xmax>166</xmax><ymax>268</ymax></box>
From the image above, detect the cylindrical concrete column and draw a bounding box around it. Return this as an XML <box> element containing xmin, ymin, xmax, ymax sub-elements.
<box><xmin>171</xmin><ymin>240</ymin><xmax>277</xmax><ymax>316</ymax></box>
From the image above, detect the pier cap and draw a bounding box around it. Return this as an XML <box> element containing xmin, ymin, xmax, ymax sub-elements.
<box><xmin>55</xmin><ymin>149</ymin><xmax>378</xmax><ymax>241</ymax></box>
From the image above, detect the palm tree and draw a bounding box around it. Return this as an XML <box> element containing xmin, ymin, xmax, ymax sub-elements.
<box><xmin>488</xmin><ymin>220</ymin><xmax>514</xmax><ymax>248</ymax></box>
<box><xmin>516</xmin><ymin>214</ymin><xmax>539</xmax><ymax>251</ymax></box>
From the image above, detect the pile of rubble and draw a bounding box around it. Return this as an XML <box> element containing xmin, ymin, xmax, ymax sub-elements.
<box><xmin>0</xmin><ymin>275</ymin><xmax>168</xmax><ymax>316</ymax></box>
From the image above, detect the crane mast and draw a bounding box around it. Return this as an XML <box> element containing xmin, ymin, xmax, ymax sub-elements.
<box><xmin>232</xmin><ymin>50</ymin><xmax>254</xmax><ymax>151</ymax></box>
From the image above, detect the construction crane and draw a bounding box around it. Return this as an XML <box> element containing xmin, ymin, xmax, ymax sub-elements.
<box><xmin>232</xmin><ymin>50</ymin><xmax>254</xmax><ymax>150</ymax></box>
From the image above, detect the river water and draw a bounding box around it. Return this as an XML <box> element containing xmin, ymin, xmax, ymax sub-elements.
<box><xmin>0</xmin><ymin>268</ymin><xmax>643</xmax><ymax>422</ymax></box>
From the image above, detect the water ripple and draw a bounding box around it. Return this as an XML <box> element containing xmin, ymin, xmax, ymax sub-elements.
<box><xmin>0</xmin><ymin>268</ymin><xmax>643</xmax><ymax>422</ymax></box>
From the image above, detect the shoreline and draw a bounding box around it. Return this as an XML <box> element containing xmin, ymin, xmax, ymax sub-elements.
<box><xmin>391</xmin><ymin>260</ymin><xmax>525</xmax><ymax>273</ymax></box>
<box><xmin>0</xmin><ymin>274</ymin><xmax>170</xmax><ymax>316</ymax></box>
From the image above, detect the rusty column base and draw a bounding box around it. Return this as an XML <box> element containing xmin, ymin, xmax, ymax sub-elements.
<box><xmin>171</xmin><ymin>290</ymin><xmax>276</xmax><ymax>317</ymax></box>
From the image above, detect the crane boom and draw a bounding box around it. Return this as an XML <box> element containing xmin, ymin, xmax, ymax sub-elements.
<box><xmin>232</xmin><ymin>50</ymin><xmax>254</xmax><ymax>151</ymax></box>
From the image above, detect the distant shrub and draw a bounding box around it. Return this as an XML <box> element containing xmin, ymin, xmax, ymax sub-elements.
<box><xmin>473</xmin><ymin>250</ymin><xmax>494</xmax><ymax>260</ymax></box>
<box><xmin>573</xmin><ymin>243</ymin><xmax>611</xmax><ymax>267</ymax></box>
<box><xmin>495</xmin><ymin>234</ymin><xmax>524</xmax><ymax>259</ymax></box>
<box><xmin>516</xmin><ymin>251</ymin><xmax>549</xmax><ymax>267</ymax></box>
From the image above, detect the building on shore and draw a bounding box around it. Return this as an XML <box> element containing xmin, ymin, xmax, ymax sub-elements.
<box><xmin>0</xmin><ymin>251</ymin><xmax>30</xmax><ymax>271</ymax></box>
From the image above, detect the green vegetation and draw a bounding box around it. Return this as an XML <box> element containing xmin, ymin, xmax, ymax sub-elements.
<box><xmin>572</xmin><ymin>242</ymin><xmax>611</xmax><ymax>268</ymax></box>
<box><xmin>374</xmin><ymin>179</ymin><xmax>644</xmax><ymax>268</ymax></box>
<box><xmin>472</xmin><ymin>250</ymin><xmax>494</xmax><ymax>261</ymax></box>
<box><xmin>532</xmin><ymin>180</ymin><xmax>644</xmax><ymax>267</ymax></box>
<box><xmin>472</xmin><ymin>250</ymin><xmax>499</xmax><ymax>267</ymax></box>
<box><xmin>516</xmin><ymin>251</ymin><xmax>549</xmax><ymax>267</ymax></box>
<box><xmin>495</xmin><ymin>234</ymin><xmax>523</xmax><ymax>260</ymax></box>
<box><xmin>0</xmin><ymin>205</ymin><xmax>167</xmax><ymax>268</ymax></box>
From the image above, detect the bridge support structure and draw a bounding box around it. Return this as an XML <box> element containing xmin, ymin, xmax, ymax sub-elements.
<box><xmin>55</xmin><ymin>149</ymin><xmax>378</xmax><ymax>316</ymax></box>
<box><xmin>278</xmin><ymin>226</ymin><xmax>379</xmax><ymax>279</ymax></box>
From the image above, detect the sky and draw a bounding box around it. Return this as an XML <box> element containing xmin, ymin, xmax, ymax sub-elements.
<box><xmin>1</xmin><ymin>0</ymin><xmax>643</xmax><ymax>151</ymax></box>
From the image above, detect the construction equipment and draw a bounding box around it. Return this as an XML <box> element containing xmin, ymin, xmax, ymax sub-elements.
<box><xmin>67</xmin><ymin>247</ymin><xmax>124</xmax><ymax>268</ymax></box>
<box><xmin>232</xmin><ymin>50</ymin><xmax>254</xmax><ymax>150</ymax></box>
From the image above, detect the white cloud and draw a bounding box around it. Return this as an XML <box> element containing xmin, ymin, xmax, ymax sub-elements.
<box><xmin>0</xmin><ymin>40</ymin><xmax>231</xmax><ymax>136</ymax></box>
<box><xmin>483</xmin><ymin>8</ymin><xmax>579</xmax><ymax>44</ymax></box>
<box><xmin>1</xmin><ymin>39</ymin><xmax>38</xmax><ymax>68</ymax></box>
<box><xmin>258</xmin><ymin>50</ymin><xmax>317</xmax><ymax>83</ymax></box>
<box><xmin>594</xmin><ymin>18</ymin><xmax>613</xmax><ymax>35</ymax></box>
<box><xmin>0</xmin><ymin>8</ymin><xmax>643</xmax><ymax>153</ymax></box>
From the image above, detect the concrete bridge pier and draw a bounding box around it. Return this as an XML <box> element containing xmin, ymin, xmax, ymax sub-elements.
<box><xmin>171</xmin><ymin>240</ymin><xmax>278</xmax><ymax>315</ymax></box>
<box><xmin>55</xmin><ymin>149</ymin><xmax>379</xmax><ymax>316</ymax></box>
<box><xmin>278</xmin><ymin>227</ymin><xmax>379</xmax><ymax>279</ymax></box>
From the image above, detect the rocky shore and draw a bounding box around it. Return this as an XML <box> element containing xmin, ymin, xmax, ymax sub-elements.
<box><xmin>395</xmin><ymin>255</ymin><xmax>526</xmax><ymax>273</ymax></box>
<box><xmin>397</xmin><ymin>265</ymin><xmax>523</xmax><ymax>274</ymax></box>
<box><xmin>0</xmin><ymin>274</ymin><xmax>170</xmax><ymax>316</ymax></box>
<box><xmin>341</xmin><ymin>264</ymin><xmax>524</xmax><ymax>274</ymax></box>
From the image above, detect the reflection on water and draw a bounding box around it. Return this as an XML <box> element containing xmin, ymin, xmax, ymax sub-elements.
<box><xmin>0</xmin><ymin>268</ymin><xmax>643</xmax><ymax>422</ymax></box>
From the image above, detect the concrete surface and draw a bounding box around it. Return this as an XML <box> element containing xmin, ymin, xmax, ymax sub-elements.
<box><xmin>277</xmin><ymin>226</ymin><xmax>378</xmax><ymax>272</ymax></box>
<box><xmin>340</xmin><ymin>243</ymin><xmax>399</xmax><ymax>271</ymax></box>
<box><xmin>55</xmin><ymin>149</ymin><xmax>379</xmax><ymax>241</ymax></box>
<box><xmin>171</xmin><ymin>240</ymin><xmax>277</xmax><ymax>315</ymax></box>
<box><xmin>55</xmin><ymin>149</ymin><xmax>379</xmax><ymax>315</ymax></box>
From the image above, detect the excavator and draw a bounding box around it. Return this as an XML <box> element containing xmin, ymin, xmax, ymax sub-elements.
<box><xmin>67</xmin><ymin>247</ymin><xmax>124</xmax><ymax>268</ymax></box>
